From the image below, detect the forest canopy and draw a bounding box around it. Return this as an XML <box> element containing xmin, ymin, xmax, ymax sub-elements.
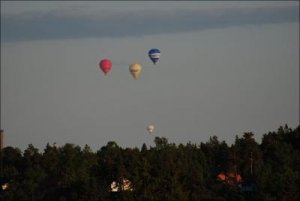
<box><xmin>0</xmin><ymin>124</ymin><xmax>299</xmax><ymax>201</ymax></box>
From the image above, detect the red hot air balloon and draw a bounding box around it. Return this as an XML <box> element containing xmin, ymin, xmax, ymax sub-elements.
<box><xmin>99</xmin><ymin>59</ymin><xmax>112</xmax><ymax>75</ymax></box>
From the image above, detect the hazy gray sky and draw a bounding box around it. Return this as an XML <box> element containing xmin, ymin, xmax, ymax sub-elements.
<box><xmin>1</xmin><ymin>1</ymin><xmax>299</xmax><ymax>151</ymax></box>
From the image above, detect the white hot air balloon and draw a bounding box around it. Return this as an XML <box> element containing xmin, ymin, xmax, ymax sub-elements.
<box><xmin>147</xmin><ymin>125</ymin><xmax>155</xmax><ymax>134</ymax></box>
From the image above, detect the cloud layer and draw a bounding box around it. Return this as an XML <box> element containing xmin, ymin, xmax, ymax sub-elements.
<box><xmin>1</xmin><ymin>5</ymin><xmax>299</xmax><ymax>42</ymax></box>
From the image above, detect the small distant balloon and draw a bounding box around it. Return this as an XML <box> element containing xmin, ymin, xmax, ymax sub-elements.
<box><xmin>148</xmin><ymin>49</ymin><xmax>161</xmax><ymax>65</ymax></box>
<box><xmin>129</xmin><ymin>63</ymin><xmax>142</xmax><ymax>80</ymax></box>
<box><xmin>99</xmin><ymin>59</ymin><xmax>112</xmax><ymax>75</ymax></box>
<box><xmin>147</xmin><ymin>125</ymin><xmax>155</xmax><ymax>134</ymax></box>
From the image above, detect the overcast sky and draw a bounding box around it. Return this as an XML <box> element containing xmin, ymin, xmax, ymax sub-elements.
<box><xmin>1</xmin><ymin>1</ymin><xmax>299</xmax><ymax>151</ymax></box>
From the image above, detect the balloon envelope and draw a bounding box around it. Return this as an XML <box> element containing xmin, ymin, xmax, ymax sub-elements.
<box><xmin>148</xmin><ymin>49</ymin><xmax>161</xmax><ymax>64</ymax></box>
<box><xmin>129</xmin><ymin>63</ymin><xmax>142</xmax><ymax>80</ymax></box>
<box><xmin>99</xmin><ymin>59</ymin><xmax>112</xmax><ymax>75</ymax></box>
<box><xmin>147</xmin><ymin>125</ymin><xmax>155</xmax><ymax>134</ymax></box>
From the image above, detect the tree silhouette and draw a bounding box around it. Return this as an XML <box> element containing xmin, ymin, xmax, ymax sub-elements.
<box><xmin>0</xmin><ymin>125</ymin><xmax>299</xmax><ymax>201</ymax></box>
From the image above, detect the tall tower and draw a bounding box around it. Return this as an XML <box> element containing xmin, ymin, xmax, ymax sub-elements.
<box><xmin>0</xmin><ymin>129</ymin><xmax>3</xmax><ymax>178</ymax></box>
<box><xmin>0</xmin><ymin>130</ymin><xmax>3</xmax><ymax>150</ymax></box>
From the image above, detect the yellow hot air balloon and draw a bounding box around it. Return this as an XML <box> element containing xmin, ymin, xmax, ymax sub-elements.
<box><xmin>129</xmin><ymin>63</ymin><xmax>142</xmax><ymax>80</ymax></box>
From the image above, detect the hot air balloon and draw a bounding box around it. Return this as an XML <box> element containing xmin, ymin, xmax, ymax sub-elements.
<box><xmin>99</xmin><ymin>59</ymin><xmax>112</xmax><ymax>75</ymax></box>
<box><xmin>129</xmin><ymin>63</ymin><xmax>142</xmax><ymax>80</ymax></box>
<box><xmin>147</xmin><ymin>125</ymin><xmax>155</xmax><ymax>134</ymax></box>
<box><xmin>148</xmin><ymin>49</ymin><xmax>161</xmax><ymax>65</ymax></box>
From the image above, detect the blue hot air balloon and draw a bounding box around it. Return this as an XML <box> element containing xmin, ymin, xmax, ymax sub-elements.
<box><xmin>148</xmin><ymin>49</ymin><xmax>161</xmax><ymax>65</ymax></box>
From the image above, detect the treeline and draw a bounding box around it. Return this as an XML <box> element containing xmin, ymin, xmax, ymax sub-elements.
<box><xmin>0</xmin><ymin>124</ymin><xmax>299</xmax><ymax>201</ymax></box>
